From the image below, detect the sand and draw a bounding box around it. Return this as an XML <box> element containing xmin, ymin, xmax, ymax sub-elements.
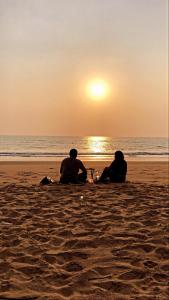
<box><xmin>0</xmin><ymin>161</ymin><xmax>168</xmax><ymax>300</ymax></box>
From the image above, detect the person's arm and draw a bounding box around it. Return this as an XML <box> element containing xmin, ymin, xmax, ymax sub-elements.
<box><xmin>108</xmin><ymin>161</ymin><xmax>114</xmax><ymax>172</ymax></box>
<box><xmin>60</xmin><ymin>160</ymin><xmax>64</xmax><ymax>174</ymax></box>
<box><xmin>125</xmin><ymin>161</ymin><xmax>127</xmax><ymax>174</ymax></box>
<box><xmin>121</xmin><ymin>161</ymin><xmax>127</xmax><ymax>182</ymax></box>
<box><xmin>124</xmin><ymin>161</ymin><xmax>127</xmax><ymax>177</ymax></box>
<box><xmin>79</xmin><ymin>161</ymin><xmax>87</xmax><ymax>174</ymax></box>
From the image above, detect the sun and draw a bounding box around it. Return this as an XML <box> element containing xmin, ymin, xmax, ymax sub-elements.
<box><xmin>86</xmin><ymin>80</ymin><xmax>109</xmax><ymax>100</ymax></box>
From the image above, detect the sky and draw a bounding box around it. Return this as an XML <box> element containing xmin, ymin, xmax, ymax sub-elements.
<box><xmin>0</xmin><ymin>0</ymin><xmax>168</xmax><ymax>137</ymax></box>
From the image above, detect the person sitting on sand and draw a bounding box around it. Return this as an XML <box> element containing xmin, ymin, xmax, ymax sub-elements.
<box><xmin>60</xmin><ymin>148</ymin><xmax>87</xmax><ymax>184</ymax></box>
<box><xmin>98</xmin><ymin>150</ymin><xmax>127</xmax><ymax>183</ymax></box>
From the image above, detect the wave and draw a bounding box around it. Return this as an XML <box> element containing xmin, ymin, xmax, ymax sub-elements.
<box><xmin>0</xmin><ymin>151</ymin><xmax>168</xmax><ymax>157</ymax></box>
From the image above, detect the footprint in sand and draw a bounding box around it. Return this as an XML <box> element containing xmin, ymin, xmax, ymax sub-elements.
<box><xmin>160</xmin><ymin>263</ymin><xmax>169</xmax><ymax>272</ymax></box>
<box><xmin>57</xmin><ymin>286</ymin><xmax>74</xmax><ymax>297</ymax></box>
<box><xmin>155</xmin><ymin>247</ymin><xmax>169</xmax><ymax>259</ymax></box>
<box><xmin>64</xmin><ymin>261</ymin><xmax>83</xmax><ymax>272</ymax></box>
<box><xmin>153</xmin><ymin>272</ymin><xmax>168</xmax><ymax>282</ymax></box>
<box><xmin>56</xmin><ymin>251</ymin><xmax>88</xmax><ymax>261</ymax></box>
<box><xmin>55</xmin><ymin>250</ymin><xmax>88</xmax><ymax>264</ymax></box>
<box><xmin>58</xmin><ymin>229</ymin><xmax>73</xmax><ymax>237</ymax></box>
<box><xmin>0</xmin><ymin>262</ymin><xmax>11</xmax><ymax>274</ymax></box>
<box><xmin>63</xmin><ymin>238</ymin><xmax>95</xmax><ymax>249</ymax></box>
<box><xmin>95</xmin><ymin>280</ymin><xmax>136</xmax><ymax>294</ymax></box>
<box><xmin>12</xmin><ymin>255</ymin><xmax>40</xmax><ymax>265</ymax></box>
<box><xmin>118</xmin><ymin>269</ymin><xmax>147</xmax><ymax>280</ymax></box>
<box><xmin>14</xmin><ymin>266</ymin><xmax>46</xmax><ymax>280</ymax></box>
<box><xmin>44</xmin><ymin>271</ymin><xmax>70</xmax><ymax>286</ymax></box>
<box><xmin>42</xmin><ymin>253</ymin><xmax>57</xmax><ymax>264</ymax></box>
<box><xmin>143</xmin><ymin>260</ymin><xmax>158</xmax><ymax>269</ymax></box>
<box><xmin>50</xmin><ymin>237</ymin><xmax>64</xmax><ymax>246</ymax></box>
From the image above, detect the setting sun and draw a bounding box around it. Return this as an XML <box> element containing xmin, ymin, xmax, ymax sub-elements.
<box><xmin>86</xmin><ymin>80</ymin><xmax>109</xmax><ymax>100</ymax></box>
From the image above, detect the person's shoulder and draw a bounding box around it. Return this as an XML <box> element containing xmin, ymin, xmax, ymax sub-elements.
<box><xmin>76</xmin><ymin>158</ymin><xmax>84</xmax><ymax>165</ymax></box>
<box><xmin>62</xmin><ymin>157</ymin><xmax>69</xmax><ymax>163</ymax></box>
<box><xmin>76</xmin><ymin>158</ymin><xmax>82</xmax><ymax>163</ymax></box>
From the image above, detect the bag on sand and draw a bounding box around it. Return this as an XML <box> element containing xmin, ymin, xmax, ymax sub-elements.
<box><xmin>40</xmin><ymin>176</ymin><xmax>54</xmax><ymax>185</ymax></box>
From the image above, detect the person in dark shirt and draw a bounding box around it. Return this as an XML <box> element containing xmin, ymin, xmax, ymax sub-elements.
<box><xmin>99</xmin><ymin>150</ymin><xmax>127</xmax><ymax>183</ymax></box>
<box><xmin>60</xmin><ymin>148</ymin><xmax>87</xmax><ymax>184</ymax></box>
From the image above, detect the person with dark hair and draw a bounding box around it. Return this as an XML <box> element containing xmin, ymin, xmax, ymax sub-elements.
<box><xmin>60</xmin><ymin>148</ymin><xmax>87</xmax><ymax>184</ymax></box>
<box><xmin>98</xmin><ymin>150</ymin><xmax>127</xmax><ymax>183</ymax></box>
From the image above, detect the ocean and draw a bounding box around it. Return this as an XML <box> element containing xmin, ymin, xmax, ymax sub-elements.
<box><xmin>0</xmin><ymin>135</ymin><xmax>168</xmax><ymax>161</ymax></box>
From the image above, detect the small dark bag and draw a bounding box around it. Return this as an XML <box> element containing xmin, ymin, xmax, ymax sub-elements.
<box><xmin>40</xmin><ymin>176</ymin><xmax>53</xmax><ymax>185</ymax></box>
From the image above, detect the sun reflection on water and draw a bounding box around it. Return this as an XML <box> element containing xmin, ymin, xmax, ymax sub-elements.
<box><xmin>87</xmin><ymin>136</ymin><xmax>108</xmax><ymax>154</ymax></box>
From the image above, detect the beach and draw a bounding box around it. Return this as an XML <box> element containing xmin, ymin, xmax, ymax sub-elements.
<box><xmin>0</xmin><ymin>161</ymin><xmax>168</xmax><ymax>299</ymax></box>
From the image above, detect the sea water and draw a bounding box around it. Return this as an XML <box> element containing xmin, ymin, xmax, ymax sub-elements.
<box><xmin>0</xmin><ymin>135</ymin><xmax>168</xmax><ymax>161</ymax></box>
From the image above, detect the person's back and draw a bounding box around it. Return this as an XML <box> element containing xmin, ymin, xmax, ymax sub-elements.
<box><xmin>99</xmin><ymin>150</ymin><xmax>127</xmax><ymax>183</ymax></box>
<box><xmin>109</xmin><ymin>156</ymin><xmax>127</xmax><ymax>182</ymax></box>
<box><xmin>60</xmin><ymin>149</ymin><xmax>87</xmax><ymax>184</ymax></box>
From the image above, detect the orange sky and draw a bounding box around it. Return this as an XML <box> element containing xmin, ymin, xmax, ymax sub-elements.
<box><xmin>0</xmin><ymin>0</ymin><xmax>168</xmax><ymax>137</ymax></box>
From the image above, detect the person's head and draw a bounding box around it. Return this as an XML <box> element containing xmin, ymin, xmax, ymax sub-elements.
<box><xmin>69</xmin><ymin>148</ymin><xmax>78</xmax><ymax>158</ymax></box>
<box><xmin>114</xmin><ymin>150</ymin><xmax>124</xmax><ymax>161</ymax></box>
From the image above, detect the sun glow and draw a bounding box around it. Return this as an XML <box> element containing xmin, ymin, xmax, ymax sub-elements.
<box><xmin>87</xmin><ymin>136</ymin><xmax>106</xmax><ymax>153</ymax></box>
<box><xmin>86</xmin><ymin>80</ymin><xmax>109</xmax><ymax>100</ymax></box>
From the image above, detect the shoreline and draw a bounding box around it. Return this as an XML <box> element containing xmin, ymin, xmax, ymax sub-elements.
<box><xmin>0</xmin><ymin>156</ymin><xmax>168</xmax><ymax>162</ymax></box>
